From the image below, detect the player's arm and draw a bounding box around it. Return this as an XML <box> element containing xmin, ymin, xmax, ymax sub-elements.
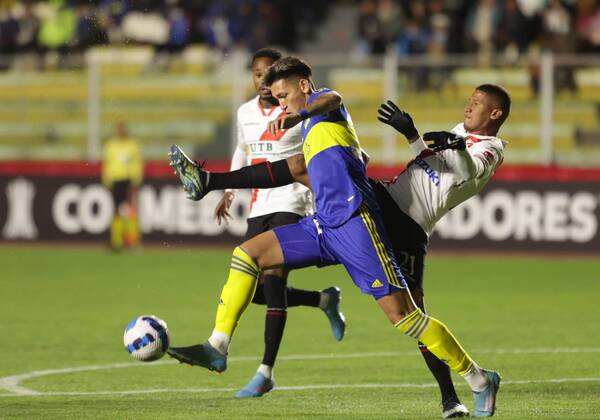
<box><xmin>423</xmin><ymin>131</ymin><xmax>501</xmax><ymax>179</ymax></box>
<box><xmin>199</xmin><ymin>152</ymin><xmax>309</xmax><ymax>196</ymax></box>
<box><xmin>286</xmin><ymin>153</ymin><xmax>311</xmax><ymax>188</ymax></box>
<box><xmin>377</xmin><ymin>100</ymin><xmax>428</xmax><ymax>156</ymax></box>
<box><xmin>215</xmin><ymin>116</ymin><xmax>247</xmax><ymax>224</ymax></box>
<box><xmin>268</xmin><ymin>90</ymin><xmax>343</xmax><ymax>134</ymax></box>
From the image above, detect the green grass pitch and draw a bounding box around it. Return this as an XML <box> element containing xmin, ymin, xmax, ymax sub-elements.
<box><xmin>1</xmin><ymin>246</ymin><xmax>600</xmax><ymax>419</ymax></box>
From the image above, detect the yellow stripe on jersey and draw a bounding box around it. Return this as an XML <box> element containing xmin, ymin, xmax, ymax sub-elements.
<box><xmin>358</xmin><ymin>205</ymin><xmax>404</xmax><ymax>288</ymax></box>
<box><xmin>303</xmin><ymin>120</ymin><xmax>361</xmax><ymax>165</ymax></box>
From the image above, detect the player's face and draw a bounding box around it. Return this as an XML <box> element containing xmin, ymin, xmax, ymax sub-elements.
<box><xmin>463</xmin><ymin>90</ymin><xmax>497</xmax><ymax>133</ymax></box>
<box><xmin>252</xmin><ymin>57</ymin><xmax>276</xmax><ymax>100</ymax></box>
<box><xmin>270</xmin><ymin>77</ymin><xmax>310</xmax><ymax>114</ymax></box>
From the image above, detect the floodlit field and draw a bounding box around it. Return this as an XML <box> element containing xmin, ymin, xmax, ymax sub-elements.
<box><xmin>1</xmin><ymin>247</ymin><xmax>600</xmax><ymax>419</ymax></box>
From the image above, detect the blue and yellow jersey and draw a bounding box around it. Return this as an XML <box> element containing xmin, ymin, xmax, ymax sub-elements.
<box><xmin>301</xmin><ymin>88</ymin><xmax>378</xmax><ymax>227</ymax></box>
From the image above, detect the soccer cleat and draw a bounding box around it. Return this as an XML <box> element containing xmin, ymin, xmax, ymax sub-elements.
<box><xmin>235</xmin><ymin>372</ymin><xmax>274</xmax><ymax>398</ymax></box>
<box><xmin>472</xmin><ymin>370</ymin><xmax>501</xmax><ymax>417</ymax></box>
<box><xmin>442</xmin><ymin>400</ymin><xmax>470</xmax><ymax>418</ymax></box>
<box><xmin>321</xmin><ymin>286</ymin><xmax>346</xmax><ymax>341</ymax></box>
<box><xmin>168</xmin><ymin>144</ymin><xmax>209</xmax><ymax>201</ymax></box>
<box><xmin>167</xmin><ymin>342</ymin><xmax>227</xmax><ymax>373</ymax></box>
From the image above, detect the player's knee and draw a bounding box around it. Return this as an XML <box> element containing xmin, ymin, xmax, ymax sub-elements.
<box><xmin>232</xmin><ymin>245</ymin><xmax>259</xmax><ymax>270</ymax></box>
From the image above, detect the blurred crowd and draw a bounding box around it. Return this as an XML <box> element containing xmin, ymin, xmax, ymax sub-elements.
<box><xmin>356</xmin><ymin>0</ymin><xmax>600</xmax><ymax>60</ymax></box>
<box><xmin>0</xmin><ymin>0</ymin><xmax>327</xmax><ymax>60</ymax></box>
<box><xmin>2</xmin><ymin>0</ymin><xmax>599</xmax><ymax>61</ymax></box>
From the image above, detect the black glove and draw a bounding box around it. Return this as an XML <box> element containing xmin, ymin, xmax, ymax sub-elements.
<box><xmin>423</xmin><ymin>131</ymin><xmax>466</xmax><ymax>152</ymax></box>
<box><xmin>377</xmin><ymin>100</ymin><xmax>418</xmax><ymax>139</ymax></box>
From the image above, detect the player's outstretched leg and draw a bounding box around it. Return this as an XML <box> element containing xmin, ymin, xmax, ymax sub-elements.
<box><xmin>168</xmin><ymin>145</ymin><xmax>209</xmax><ymax>201</ymax></box>
<box><xmin>167</xmin><ymin>246</ymin><xmax>260</xmax><ymax>371</ymax></box>
<box><xmin>320</xmin><ymin>286</ymin><xmax>346</xmax><ymax>341</ymax></box>
<box><xmin>167</xmin><ymin>342</ymin><xmax>227</xmax><ymax>372</ymax></box>
<box><xmin>169</xmin><ymin>145</ymin><xmax>295</xmax><ymax>201</ymax></box>
<box><xmin>379</xmin><ymin>291</ymin><xmax>501</xmax><ymax>417</ymax></box>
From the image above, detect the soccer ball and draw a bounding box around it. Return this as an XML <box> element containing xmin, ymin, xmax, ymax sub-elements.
<box><xmin>123</xmin><ymin>315</ymin><xmax>170</xmax><ymax>362</ymax></box>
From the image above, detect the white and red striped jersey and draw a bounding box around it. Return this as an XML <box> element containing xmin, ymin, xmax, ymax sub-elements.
<box><xmin>231</xmin><ymin>96</ymin><xmax>312</xmax><ymax>219</ymax></box>
<box><xmin>385</xmin><ymin>123</ymin><xmax>506</xmax><ymax>235</ymax></box>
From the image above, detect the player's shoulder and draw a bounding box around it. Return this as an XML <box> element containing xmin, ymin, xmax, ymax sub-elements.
<box><xmin>452</xmin><ymin>123</ymin><xmax>506</xmax><ymax>152</ymax></box>
<box><xmin>237</xmin><ymin>96</ymin><xmax>260</xmax><ymax>117</ymax></box>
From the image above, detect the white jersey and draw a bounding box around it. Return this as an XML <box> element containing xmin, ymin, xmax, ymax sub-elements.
<box><xmin>385</xmin><ymin>123</ymin><xmax>506</xmax><ymax>236</ymax></box>
<box><xmin>231</xmin><ymin>96</ymin><xmax>312</xmax><ymax>218</ymax></box>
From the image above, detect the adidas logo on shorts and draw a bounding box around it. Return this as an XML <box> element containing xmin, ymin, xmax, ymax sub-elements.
<box><xmin>371</xmin><ymin>279</ymin><xmax>384</xmax><ymax>288</ymax></box>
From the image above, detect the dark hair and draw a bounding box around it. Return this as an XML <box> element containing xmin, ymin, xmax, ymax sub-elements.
<box><xmin>476</xmin><ymin>84</ymin><xmax>511</xmax><ymax>125</ymax></box>
<box><xmin>251</xmin><ymin>48</ymin><xmax>282</xmax><ymax>65</ymax></box>
<box><xmin>263</xmin><ymin>56</ymin><xmax>313</xmax><ymax>86</ymax></box>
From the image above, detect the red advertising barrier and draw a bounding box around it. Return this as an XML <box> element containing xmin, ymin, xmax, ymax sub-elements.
<box><xmin>1</xmin><ymin>161</ymin><xmax>599</xmax><ymax>251</ymax></box>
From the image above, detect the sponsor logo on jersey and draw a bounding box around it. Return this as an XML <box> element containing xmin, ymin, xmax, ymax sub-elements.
<box><xmin>414</xmin><ymin>157</ymin><xmax>440</xmax><ymax>187</ymax></box>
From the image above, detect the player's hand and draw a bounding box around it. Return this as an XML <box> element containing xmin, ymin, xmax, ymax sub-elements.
<box><xmin>214</xmin><ymin>191</ymin><xmax>234</xmax><ymax>225</ymax></box>
<box><xmin>423</xmin><ymin>131</ymin><xmax>466</xmax><ymax>152</ymax></box>
<box><xmin>377</xmin><ymin>100</ymin><xmax>418</xmax><ymax>140</ymax></box>
<box><xmin>268</xmin><ymin>113</ymin><xmax>302</xmax><ymax>134</ymax></box>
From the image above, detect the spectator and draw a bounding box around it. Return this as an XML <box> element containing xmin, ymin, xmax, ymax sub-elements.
<box><xmin>466</xmin><ymin>0</ymin><xmax>501</xmax><ymax>63</ymax></box>
<box><xmin>574</xmin><ymin>0</ymin><xmax>600</xmax><ymax>53</ymax></box>
<box><xmin>74</xmin><ymin>4</ymin><xmax>108</xmax><ymax>51</ymax></box>
<box><xmin>167</xmin><ymin>6</ymin><xmax>190</xmax><ymax>52</ymax></box>
<box><xmin>542</xmin><ymin>0</ymin><xmax>577</xmax><ymax>92</ymax></box>
<box><xmin>496</xmin><ymin>0</ymin><xmax>531</xmax><ymax>61</ymax></box>
<box><xmin>15</xmin><ymin>1</ymin><xmax>40</xmax><ymax>52</ymax></box>
<box><xmin>356</xmin><ymin>0</ymin><xmax>387</xmax><ymax>55</ymax></box>
<box><xmin>0</xmin><ymin>7</ymin><xmax>20</xmax><ymax>57</ymax></box>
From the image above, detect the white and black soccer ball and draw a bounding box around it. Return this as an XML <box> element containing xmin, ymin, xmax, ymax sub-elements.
<box><xmin>124</xmin><ymin>315</ymin><xmax>170</xmax><ymax>362</ymax></box>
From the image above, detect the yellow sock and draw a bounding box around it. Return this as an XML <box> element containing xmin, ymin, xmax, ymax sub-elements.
<box><xmin>110</xmin><ymin>216</ymin><xmax>124</xmax><ymax>249</ymax></box>
<box><xmin>214</xmin><ymin>246</ymin><xmax>259</xmax><ymax>337</ymax></box>
<box><xmin>396</xmin><ymin>308</ymin><xmax>473</xmax><ymax>375</ymax></box>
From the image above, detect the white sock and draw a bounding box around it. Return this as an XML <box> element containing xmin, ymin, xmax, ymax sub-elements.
<box><xmin>257</xmin><ymin>364</ymin><xmax>273</xmax><ymax>379</ymax></box>
<box><xmin>207</xmin><ymin>330</ymin><xmax>230</xmax><ymax>355</ymax></box>
<box><xmin>462</xmin><ymin>364</ymin><xmax>488</xmax><ymax>392</ymax></box>
<box><xmin>318</xmin><ymin>291</ymin><xmax>330</xmax><ymax>309</ymax></box>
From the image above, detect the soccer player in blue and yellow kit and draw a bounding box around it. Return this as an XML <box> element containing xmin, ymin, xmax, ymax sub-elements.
<box><xmin>168</xmin><ymin>57</ymin><xmax>501</xmax><ymax>417</ymax></box>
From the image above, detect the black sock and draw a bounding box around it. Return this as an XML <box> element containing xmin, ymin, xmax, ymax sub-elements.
<box><xmin>208</xmin><ymin>160</ymin><xmax>294</xmax><ymax>191</ymax></box>
<box><xmin>251</xmin><ymin>283</ymin><xmax>266</xmax><ymax>305</ymax></box>
<box><xmin>286</xmin><ymin>287</ymin><xmax>320</xmax><ymax>307</ymax></box>
<box><xmin>419</xmin><ymin>342</ymin><xmax>460</xmax><ymax>404</ymax></box>
<box><xmin>262</xmin><ymin>275</ymin><xmax>288</xmax><ymax>367</ymax></box>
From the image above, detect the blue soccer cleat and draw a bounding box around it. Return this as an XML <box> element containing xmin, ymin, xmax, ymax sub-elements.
<box><xmin>168</xmin><ymin>145</ymin><xmax>209</xmax><ymax>201</ymax></box>
<box><xmin>321</xmin><ymin>286</ymin><xmax>346</xmax><ymax>341</ymax></box>
<box><xmin>167</xmin><ymin>342</ymin><xmax>227</xmax><ymax>373</ymax></box>
<box><xmin>235</xmin><ymin>372</ymin><xmax>274</xmax><ymax>398</ymax></box>
<box><xmin>473</xmin><ymin>370</ymin><xmax>501</xmax><ymax>417</ymax></box>
<box><xmin>442</xmin><ymin>400</ymin><xmax>470</xmax><ymax>418</ymax></box>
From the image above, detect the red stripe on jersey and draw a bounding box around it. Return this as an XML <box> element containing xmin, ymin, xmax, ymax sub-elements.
<box><xmin>249</xmin><ymin>158</ymin><xmax>268</xmax><ymax>209</ymax></box>
<box><xmin>259</xmin><ymin>127</ymin><xmax>287</xmax><ymax>141</ymax></box>
<box><xmin>466</xmin><ymin>135</ymin><xmax>496</xmax><ymax>148</ymax></box>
